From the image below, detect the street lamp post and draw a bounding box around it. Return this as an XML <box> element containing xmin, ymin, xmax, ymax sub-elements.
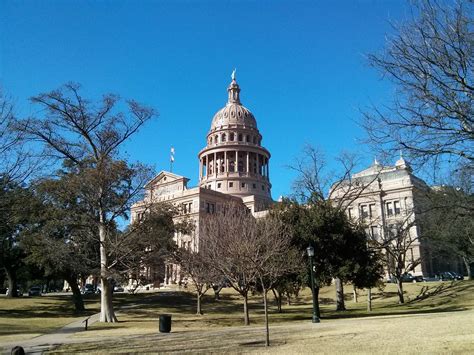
<box><xmin>307</xmin><ymin>245</ymin><xmax>320</xmax><ymax>323</ymax></box>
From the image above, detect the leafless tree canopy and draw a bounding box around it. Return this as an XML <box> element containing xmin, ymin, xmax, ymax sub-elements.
<box><xmin>289</xmin><ymin>144</ymin><xmax>380</xmax><ymax>213</ymax></box>
<box><xmin>0</xmin><ymin>88</ymin><xmax>35</xmax><ymax>183</ymax></box>
<box><xmin>363</xmin><ymin>0</ymin><xmax>474</xmax><ymax>169</ymax></box>
<box><xmin>14</xmin><ymin>83</ymin><xmax>156</xmax><ymax>322</ymax></box>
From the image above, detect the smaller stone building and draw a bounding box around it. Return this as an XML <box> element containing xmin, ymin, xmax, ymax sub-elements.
<box><xmin>331</xmin><ymin>156</ymin><xmax>433</xmax><ymax>278</ymax></box>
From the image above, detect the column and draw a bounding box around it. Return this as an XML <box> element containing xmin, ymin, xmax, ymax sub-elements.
<box><xmin>235</xmin><ymin>151</ymin><xmax>238</xmax><ymax>172</ymax></box>
<box><xmin>214</xmin><ymin>152</ymin><xmax>217</xmax><ymax>176</ymax></box>
<box><xmin>266</xmin><ymin>158</ymin><xmax>269</xmax><ymax>180</ymax></box>
<box><xmin>257</xmin><ymin>154</ymin><xmax>260</xmax><ymax>176</ymax></box>
<box><xmin>224</xmin><ymin>151</ymin><xmax>227</xmax><ymax>174</ymax></box>
<box><xmin>246</xmin><ymin>151</ymin><xmax>249</xmax><ymax>174</ymax></box>
<box><xmin>199</xmin><ymin>158</ymin><xmax>203</xmax><ymax>181</ymax></box>
<box><xmin>205</xmin><ymin>155</ymin><xmax>208</xmax><ymax>179</ymax></box>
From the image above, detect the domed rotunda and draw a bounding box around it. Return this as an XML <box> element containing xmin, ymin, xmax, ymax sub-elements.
<box><xmin>198</xmin><ymin>72</ymin><xmax>272</xmax><ymax>211</ymax></box>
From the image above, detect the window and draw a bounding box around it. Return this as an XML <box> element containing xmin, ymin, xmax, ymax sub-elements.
<box><xmin>221</xmin><ymin>133</ymin><xmax>226</xmax><ymax>142</ymax></box>
<box><xmin>386</xmin><ymin>202</ymin><xmax>393</xmax><ymax>217</ymax></box>
<box><xmin>230</xmin><ymin>132</ymin><xmax>235</xmax><ymax>141</ymax></box>
<box><xmin>246</xmin><ymin>135</ymin><xmax>250</xmax><ymax>142</ymax></box>
<box><xmin>253</xmin><ymin>183</ymin><xmax>256</xmax><ymax>189</ymax></box>
<box><xmin>229</xmin><ymin>182</ymin><xmax>233</xmax><ymax>188</ymax></box>
<box><xmin>361</xmin><ymin>205</ymin><xmax>368</xmax><ymax>219</ymax></box>
<box><xmin>394</xmin><ymin>201</ymin><xmax>401</xmax><ymax>215</ymax></box>
<box><xmin>261</xmin><ymin>185</ymin><xmax>264</xmax><ymax>190</ymax></box>
<box><xmin>348</xmin><ymin>208</ymin><xmax>353</xmax><ymax>219</ymax></box>
<box><xmin>206</xmin><ymin>202</ymin><xmax>215</xmax><ymax>214</ymax></box>
<box><xmin>238</xmin><ymin>134</ymin><xmax>243</xmax><ymax>141</ymax></box>
<box><xmin>369</xmin><ymin>204</ymin><xmax>376</xmax><ymax>218</ymax></box>
<box><xmin>241</xmin><ymin>183</ymin><xmax>246</xmax><ymax>188</ymax></box>
<box><xmin>253</xmin><ymin>136</ymin><xmax>257</xmax><ymax>144</ymax></box>
<box><xmin>371</xmin><ymin>226</ymin><xmax>379</xmax><ymax>238</ymax></box>
<box><xmin>217</xmin><ymin>183</ymin><xmax>221</xmax><ymax>188</ymax></box>
<box><xmin>188</xmin><ymin>202</ymin><xmax>192</xmax><ymax>213</ymax></box>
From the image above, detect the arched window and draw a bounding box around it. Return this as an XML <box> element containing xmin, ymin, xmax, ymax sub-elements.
<box><xmin>222</xmin><ymin>133</ymin><xmax>226</xmax><ymax>142</ymax></box>
<box><xmin>246</xmin><ymin>135</ymin><xmax>250</xmax><ymax>142</ymax></box>
<box><xmin>215</xmin><ymin>135</ymin><xmax>219</xmax><ymax>144</ymax></box>
<box><xmin>238</xmin><ymin>133</ymin><xmax>243</xmax><ymax>142</ymax></box>
<box><xmin>253</xmin><ymin>136</ymin><xmax>257</xmax><ymax>144</ymax></box>
<box><xmin>230</xmin><ymin>132</ymin><xmax>235</xmax><ymax>141</ymax></box>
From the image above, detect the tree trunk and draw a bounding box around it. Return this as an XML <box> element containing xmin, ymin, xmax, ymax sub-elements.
<box><xmin>353</xmin><ymin>285</ymin><xmax>358</xmax><ymax>303</ymax></box>
<box><xmin>335</xmin><ymin>278</ymin><xmax>346</xmax><ymax>311</ymax></box>
<box><xmin>65</xmin><ymin>275</ymin><xmax>85</xmax><ymax>313</ymax></box>
<box><xmin>243</xmin><ymin>292</ymin><xmax>250</xmax><ymax>325</ymax></box>
<box><xmin>196</xmin><ymin>293</ymin><xmax>202</xmax><ymax>315</ymax></box>
<box><xmin>286</xmin><ymin>291</ymin><xmax>291</xmax><ymax>306</ymax></box>
<box><xmin>99</xmin><ymin>218</ymin><xmax>117</xmax><ymax>323</ymax></box>
<box><xmin>462</xmin><ymin>256</ymin><xmax>472</xmax><ymax>280</ymax></box>
<box><xmin>4</xmin><ymin>266</ymin><xmax>18</xmax><ymax>298</ymax></box>
<box><xmin>367</xmin><ymin>288</ymin><xmax>372</xmax><ymax>312</ymax></box>
<box><xmin>396</xmin><ymin>279</ymin><xmax>405</xmax><ymax>304</ymax></box>
<box><xmin>272</xmin><ymin>289</ymin><xmax>282</xmax><ymax>313</ymax></box>
<box><xmin>263</xmin><ymin>288</ymin><xmax>270</xmax><ymax>347</ymax></box>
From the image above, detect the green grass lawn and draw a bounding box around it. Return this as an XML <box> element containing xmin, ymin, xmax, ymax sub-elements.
<box><xmin>1</xmin><ymin>280</ymin><xmax>473</xmax><ymax>352</ymax></box>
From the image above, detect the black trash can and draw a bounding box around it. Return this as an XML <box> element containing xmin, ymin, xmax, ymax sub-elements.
<box><xmin>159</xmin><ymin>314</ymin><xmax>172</xmax><ymax>333</ymax></box>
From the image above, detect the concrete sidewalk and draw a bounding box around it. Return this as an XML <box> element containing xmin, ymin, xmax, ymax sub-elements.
<box><xmin>1</xmin><ymin>313</ymin><xmax>100</xmax><ymax>354</ymax></box>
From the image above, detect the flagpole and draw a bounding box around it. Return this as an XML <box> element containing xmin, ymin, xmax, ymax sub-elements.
<box><xmin>170</xmin><ymin>147</ymin><xmax>175</xmax><ymax>173</ymax></box>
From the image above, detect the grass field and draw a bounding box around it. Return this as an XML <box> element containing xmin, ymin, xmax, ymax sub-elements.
<box><xmin>1</xmin><ymin>280</ymin><xmax>473</xmax><ymax>353</ymax></box>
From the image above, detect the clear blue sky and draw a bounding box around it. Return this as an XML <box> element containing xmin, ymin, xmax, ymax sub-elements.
<box><xmin>1</xmin><ymin>0</ymin><xmax>411</xmax><ymax>199</ymax></box>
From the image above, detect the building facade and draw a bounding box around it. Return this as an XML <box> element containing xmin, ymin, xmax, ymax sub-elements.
<box><xmin>331</xmin><ymin>156</ymin><xmax>433</xmax><ymax>278</ymax></box>
<box><xmin>131</xmin><ymin>74</ymin><xmax>273</xmax><ymax>285</ymax></box>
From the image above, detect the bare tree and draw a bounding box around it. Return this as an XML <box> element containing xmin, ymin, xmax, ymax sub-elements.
<box><xmin>363</xmin><ymin>0</ymin><xmax>474</xmax><ymax>169</ymax></box>
<box><xmin>370</xmin><ymin>212</ymin><xmax>421</xmax><ymax>304</ymax></box>
<box><xmin>289</xmin><ymin>144</ymin><xmax>382</xmax><ymax>311</ymax></box>
<box><xmin>200</xmin><ymin>201</ymin><xmax>258</xmax><ymax>326</ymax></box>
<box><xmin>15</xmin><ymin>83</ymin><xmax>155</xmax><ymax>322</ymax></box>
<box><xmin>253</xmin><ymin>215</ymin><xmax>301</xmax><ymax>347</ymax></box>
<box><xmin>290</xmin><ymin>145</ymin><xmax>380</xmax><ymax>211</ymax></box>
<box><xmin>174</xmin><ymin>247</ymin><xmax>216</xmax><ymax>315</ymax></box>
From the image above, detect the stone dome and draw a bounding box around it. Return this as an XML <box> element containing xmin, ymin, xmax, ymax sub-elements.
<box><xmin>209</xmin><ymin>77</ymin><xmax>258</xmax><ymax>131</ymax></box>
<box><xmin>210</xmin><ymin>103</ymin><xmax>257</xmax><ymax>130</ymax></box>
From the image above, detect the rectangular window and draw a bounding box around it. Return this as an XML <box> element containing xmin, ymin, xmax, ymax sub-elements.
<box><xmin>369</xmin><ymin>204</ymin><xmax>376</xmax><ymax>218</ymax></box>
<box><xmin>261</xmin><ymin>185</ymin><xmax>264</xmax><ymax>190</ymax></box>
<box><xmin>394</xmin><ymin>201</ymin><xmax>401</xmax><ymax>215</ymax></box>
<box><xmin>361</xmin><ymin>205</ymin><xmax>368</xmax><ymax>219</ymax></box>
<box><xmin>371</xmin><ymin>226</ymin><xmax>379</xmax><ymax>238</ymax></box>
<box><xmin>386</xmin><ymin>202</ymin><xmax>393</xmax><ymax>217</ymax></box>
<box><xmin>229</xmin><ymin>182</ymin><xmax>233</xmax><ymax>188</ymax></box>
<box><xmin>348</xmin><ymin>208</ymin><xmax>353</xmax><ymax>219</ymax></box>
<box><xmin>252</xmin><ymin>183</ymin><xmax>256</xmax><ymax>189</ymax></box>
<box><xmin>188</xmin><ymin>203</ymin><xmax>192</xmax><ymax>213</ymax></box>
<box><xmin>217</xmin><ymin>183</ymin><xmax>221</xmax><ymax>188</ymax></box>
<box><xmin>241</xmin><ymin>183</ymin><xmax>245</xmax><ymax>188</ymax></box>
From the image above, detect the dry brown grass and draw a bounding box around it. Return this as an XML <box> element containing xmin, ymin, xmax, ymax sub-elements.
<box><xmin>46</xmin><ymin>280</ymin><xmax>474</xmax><ymax>353</ymax></box>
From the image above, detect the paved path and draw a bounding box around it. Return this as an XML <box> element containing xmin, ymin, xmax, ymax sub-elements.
<box><xmin>0</xmin><ymin>313</ymin><xmax>100</xmax><ymax>354</ymax></box>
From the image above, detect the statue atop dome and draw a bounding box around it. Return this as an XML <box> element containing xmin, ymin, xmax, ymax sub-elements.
<box><xmin>231</xmin><ymin>68</ymin><xmax>236</xmax><ymax>81</ymax></box>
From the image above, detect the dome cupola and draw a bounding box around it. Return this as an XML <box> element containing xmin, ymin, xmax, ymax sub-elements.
<box><xmin>197</xmin><ymin>71</ymin><xmax>272</xmax><ymax>211</ymax></box>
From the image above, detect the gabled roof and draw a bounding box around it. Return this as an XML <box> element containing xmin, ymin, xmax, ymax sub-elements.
<box><xmin>144</xmin><ymin>170</ymin><xmax>190</xmax><ymax>189</ymax></box>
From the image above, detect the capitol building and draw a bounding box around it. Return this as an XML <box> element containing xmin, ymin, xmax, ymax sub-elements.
<box><xmin>131</xmin><ymin>73</ymin><xmax>274</xmax><ymax>284</ymax></box>
<box><xmin>131</xmin><ymin>74</ymin><xmax>464</xmax><ymax>286</ymax></box>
